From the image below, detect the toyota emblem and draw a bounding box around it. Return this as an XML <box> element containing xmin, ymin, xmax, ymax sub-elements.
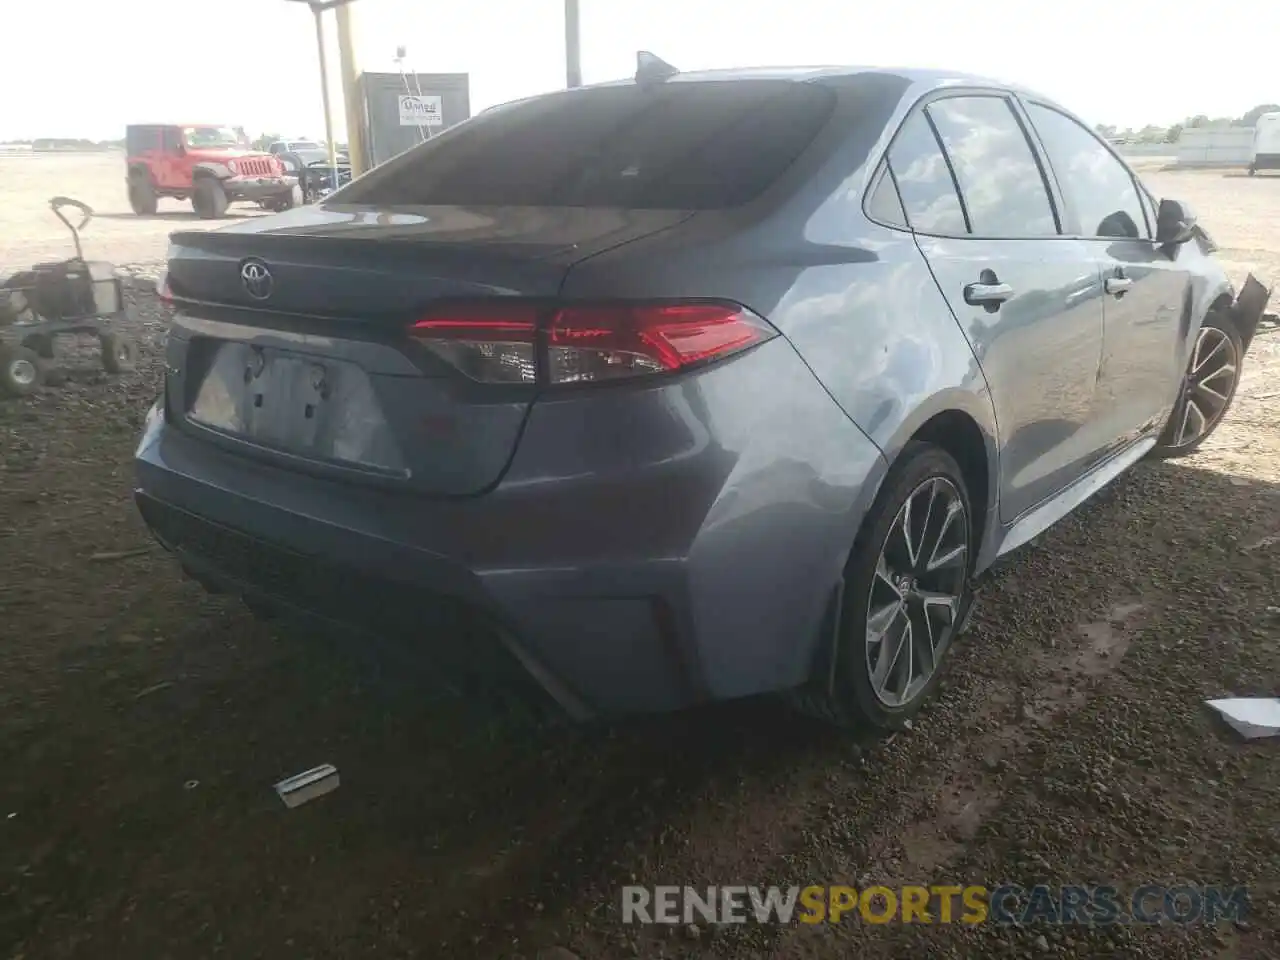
<box><xmin>240</xmin><ymin>258</ymin><xmax>273</xmax><ymax>300</ymax></box>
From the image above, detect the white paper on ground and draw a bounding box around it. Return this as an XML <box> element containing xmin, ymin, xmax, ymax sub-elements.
<box><xmin>1205</xmin><ymin>698</ymin><xmax>1280</xmax><ymax>739</ymax></box>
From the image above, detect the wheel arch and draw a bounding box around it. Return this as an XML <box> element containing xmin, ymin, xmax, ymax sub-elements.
<box><xmin>905</xmin><ymin>409</ymin><xmax>993</xmax><ymax>557</ymax></box>
<box><xmin>192</xmin><ymin>163</ymin><xmax>230</xmax><ymax>181</ymax></box>
<box><xmin>127</xmin><ymin>162</ymin><xmax>152</xmax><ymax>182</ymax></box>
<box><xmin>801</xmin><ymin>396</ymin><xmax>997</xmax><ymax>700</ymax></box>
<box><xmin>875</xmin><ymin>389</ymin><xmax>1000</xmax><ymax>563</ymax></box>
<box><xmin>1189</xmin><ymin>271</ymin><xmax>1265</xmax><ymax>365</ymax></box>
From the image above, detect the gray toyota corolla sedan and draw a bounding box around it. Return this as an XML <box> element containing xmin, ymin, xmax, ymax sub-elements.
<box><xmin>135</xmin><ymin>63</ymin><xmax>1270</xmax><ymax>728</ymax></box>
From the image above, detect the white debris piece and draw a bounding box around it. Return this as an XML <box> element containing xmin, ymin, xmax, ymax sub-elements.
<box><xmin>1205</xmin><ymin>698</ymin><xmax>1280</xmax><ymax>739</ymax></box>
<box><xmin>275</xmin><ymin>764</ymin><xmax>340</xmax><ymax>808</ymax></box>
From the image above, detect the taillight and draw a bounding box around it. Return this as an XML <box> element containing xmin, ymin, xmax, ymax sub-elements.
<box><xmin>156</xmin><ymin>270</ymin><xmax>173</xmax><ymax>303</ymax></box>
<box><xmin>409</xmin><ymin>301</ymin><xmax>776</xmax><ymax>385</ymax></box>
<box><xmin>411</xmin><ymin>303</ymin><xmax>539</xmax><ymax>384</ymax></box>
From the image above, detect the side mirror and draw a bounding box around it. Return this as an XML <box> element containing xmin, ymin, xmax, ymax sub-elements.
<box><xmin>1155</xmin><ymin>198</ymin><xmax>1196</xmax><ymax>245</ymax></box>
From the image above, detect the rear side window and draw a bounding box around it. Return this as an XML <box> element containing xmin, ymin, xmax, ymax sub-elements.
<box><xmin>1024</xmin><ymin>103</ymin><xmax>1148</xmax><ymax>239</ymax></box>
<box><xmin>340</xmin><ymin>80</ymin><xmax>835</xmax><ymax>209</ymax></box>
<box><xmin>865</xmin><ymin>162</ymin><xmax>907</xmax><ymax>228</ymax></box>
<box><xmin>887</xmin><ymin>111</ymin><xmax>967</xmax><ymax>235</ymax></box>
<box><xmin>925</xmin><ymin>96</ymin><xmax>1058</xmax><ymax>237</ymax></box>
<box><xmin>127</xmin><ymin>126</ymin><xmax>158</xmax><ymax>154</ymax></box>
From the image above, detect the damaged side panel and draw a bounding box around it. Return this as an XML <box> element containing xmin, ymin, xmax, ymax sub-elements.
<box><xmin>1233</xmin><ymin>273</ymin><xmax>1272</xmax><ymax>354</ymax></box>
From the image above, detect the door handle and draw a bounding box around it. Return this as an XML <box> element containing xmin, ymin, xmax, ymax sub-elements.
<box><xmin>1105</xmin><ymin>276</ymin><xmax>1133</xmax><ymax>296</ymax></box>
<box><xmin>964</xmin><ymin>281</ymin><xmax>1014</xmax><ymax>306</ymax></box>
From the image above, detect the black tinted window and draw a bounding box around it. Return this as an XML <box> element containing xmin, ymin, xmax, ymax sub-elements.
<box><xmin>341</xmin><ymin>81</ymin><xmax>834</xmax><ymax>209</ymax></box>
<box><xmin>866</xmin><ymin>162</ymin><xmax>907</xmax><ymax>228</ymax></box>
<box><xmin>127</xmin><ymin>126</ymin><xmax>159</xmax><ymax>154</ymax></box>
<box><xmin>887</xmin><ymin>111</ymin><xmax>967</xmax><ymax>235</ymax></box>
<box><xmin>1025</xmin><ymin>103</ymin><xmax>1148</xmax><ymax>239</ymax></box>
<box><xmin>925</xmin><ymin>96</ymin><xmax>1057</xmax><ymax>237</ymax></box>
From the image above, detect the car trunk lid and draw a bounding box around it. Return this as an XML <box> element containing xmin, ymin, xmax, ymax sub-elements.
<box><xmin>163</xmin><ymin>202</ymin><xmax>692</xmax><ymax>496</ymax></box>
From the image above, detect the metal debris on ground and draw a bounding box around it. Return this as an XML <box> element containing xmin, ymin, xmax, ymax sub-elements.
<box><xmin>132</xmin><ymin>680</ymin><xmax>172</xmax><ymax>700</ymax></box>
<box><xmin>1205</xmin><ymin>698</ymin><xmax>1280</xmax><ymax>739</ymax></box>
<box><xmin>275</xmin><ymin>764</ymin><xmax>340</xmax><ymax>809</ymax></box>
<box><xmin>88</xmin><ymin>548</ymin><xmax>150</xmax><ymax>562</ymax></box>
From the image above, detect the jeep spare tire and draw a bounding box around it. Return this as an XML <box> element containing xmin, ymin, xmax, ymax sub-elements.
<box><xmin>193</xmin><ymin>178</ymin><xmax>228</xmax><ymax>219</ymax></box>
<box><xmin>128</xmin><ymin>176</ymin><xmax>157</xmax><ymax>216</ymax></box>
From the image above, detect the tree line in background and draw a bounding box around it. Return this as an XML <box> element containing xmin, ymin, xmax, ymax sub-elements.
<box><xmin>1</xmin><ymin>138</ymin><xmax>124</xmax><ymax>151</ymax></box>
<box><xmin>1096</xmin><ymin>103</ymin><xmax>1280</xmax><ymax>144</ymax></box>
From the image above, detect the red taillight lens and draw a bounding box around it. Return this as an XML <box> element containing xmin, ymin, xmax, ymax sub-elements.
<box><xmin>410</xmin><ymin>304</ymin><xmax>539</xmax><ymax>384</ymax></box>
<box><xmin>548</xmin><ymin>303</ymin><xmax>773</xmax><ymax>384</ymax></box>
<box><xmin>409</xmin><ymin>301</ymin><xmax>775</xmax><ymax>385</ymax></box>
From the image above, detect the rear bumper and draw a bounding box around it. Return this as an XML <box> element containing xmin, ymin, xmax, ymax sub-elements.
<box><xmin>134</xmin><ymin>490</ymin><xmax>593</xmax><ymax>718</ymax></box>
<box><xmin>132</xmin><ymin>340</ymin><xmax>888</xmax><ymax>717</ymax></box>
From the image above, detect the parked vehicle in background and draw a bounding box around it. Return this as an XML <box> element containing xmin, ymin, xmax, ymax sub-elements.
<box><xmin>275</xmin><ymin>149</ymin><xmax>353</xmax><ymax>203</ymax></box>
<box><xmin>135</xmin><ymin>64</ymin><xmax>1270</xmax><ymax>727</ymax></box>
<box><xmin>126</xmin><ymin>125</ymin><xmax>300</xmax><ymax>219</ymax></box>
<box><xmin>268</xmin><ymin>140</ymin><xmax>323</xmax><ymax>155</ymax></box>
<box><xmin>1249</xmin><ymin>113</ymin><xmax>1280</xmax><ymax>175</ymax></box>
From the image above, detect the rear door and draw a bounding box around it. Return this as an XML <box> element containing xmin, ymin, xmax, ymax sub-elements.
<box><xmin>129</xmin><ymin>125</ymin><xmax>165</xmax><ymax>180</ymax></box>
<box><xmin>892</xmin><ymin>93</ymin><xmax>1109</xmax><ymax>523</ymax></box>
<box><xmin>1022</xmin><ymin>101</ymin><xmax>1189</xmax><ymax>451</ymax></box>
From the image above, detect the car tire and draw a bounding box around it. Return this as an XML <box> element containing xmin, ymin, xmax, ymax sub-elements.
<box><xmin>788</xmin><ymin>441</ymin><xmax>975</xmax><ymax>731</ymax></box>
<box><xmin>192</xmin><ymin>178</ymin><xmax>228</xmax><ymax>219</ymax></box>
<box><xmin>99</xmin><ymin>332</ymin><xmax>139</xmax><ymax>374</ymax></box>
<box><xmin>0</xmin><ymin>344</ymin><xmax>45</xmax><ymax>397</ymax></box>
<box><xmin>128</xmin><ymin>175</ymin><xmax>158</xmax><ymax>216</ymax></box>
<box><xmin>1150</xmin><ymin>311</ymin><xmax>1243</xmax><ymax>459</ymax></box>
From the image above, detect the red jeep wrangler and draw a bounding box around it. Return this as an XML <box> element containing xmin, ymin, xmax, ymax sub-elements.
<box><xmin>125</xmin><ymin>124</ymin><xmax>300</xmax><ymax>219</ymax></box>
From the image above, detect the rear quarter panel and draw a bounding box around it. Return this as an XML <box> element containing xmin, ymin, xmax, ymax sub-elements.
<box><xmin>563</xmin><ymin>73</ymin><xmax>1000</xmax><ymax>559</ymax></box>
<box><xmin>557</xmin><ymin>73</ymin><xmax>1001</xmax><ymax>687</ymax></box>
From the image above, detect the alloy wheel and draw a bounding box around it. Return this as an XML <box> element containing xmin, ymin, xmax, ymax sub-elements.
<box><xmin>9</xmin><ymin>358</ymin><xmax>37</xmax><ymax>386</ymax></box>
<box><xmin>865</xmin><ymin>477</ymin><xmax>969</xmax><ymax>707</ymax></box>
<box><xmin>1173</xmin><ymin>326</ymin><xmax>1238</xmax><ymax>448</ymax></box>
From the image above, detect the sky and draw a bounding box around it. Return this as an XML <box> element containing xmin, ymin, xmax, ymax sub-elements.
<box><xmin>2</xmin><ymin>0</ymin><xmax>1277</xmax><ymax>142</ymax></box>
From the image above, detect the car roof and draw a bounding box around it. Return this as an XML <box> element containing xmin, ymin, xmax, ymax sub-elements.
<box><xmin>495</xmin><ymin>65</ymin><xmax>1062</xmax><ymax>115</ymax></box>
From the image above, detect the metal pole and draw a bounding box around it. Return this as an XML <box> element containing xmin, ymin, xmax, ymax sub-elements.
<box><xmin>335</xmin><ymin>1</ymin><xmax>368</xmax><ymax>176</ymax></box>
<box><xmin>311</xmin><ymin>4</ymin><xmax>340</xmax><ymax>190</ymax></box>
<box><xmin>564</xmin><ymin>0</ymin><xmax>582</xmax><ymax>88</ymax></box>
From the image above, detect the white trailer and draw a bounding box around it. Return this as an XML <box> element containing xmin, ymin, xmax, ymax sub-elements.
<box><xmin>1250</xmin><ymin>112</ymin><xmax>1280</xmax><ymax>174</ymax></box>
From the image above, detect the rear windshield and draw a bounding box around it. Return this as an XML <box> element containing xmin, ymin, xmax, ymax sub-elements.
<box><xmin>339</xmin><ymin>79</ymin><xmax>836</xmax><ymax>209</ymax></box>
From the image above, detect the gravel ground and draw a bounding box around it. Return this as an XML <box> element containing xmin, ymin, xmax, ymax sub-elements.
<box><xmin>0</xmin><ymin>157</ymin><xmax>1278</xmax><ymax>960</ymax></box>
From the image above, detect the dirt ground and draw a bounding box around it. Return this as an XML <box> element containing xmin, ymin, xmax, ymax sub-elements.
<box><xmin>0</xmin><ymin>152</ymin><xmax>269</xmax><ymax>273</ymax></box>
<box><xmin>1</xmin><ymin>154</ymin><xmax>1278</xmax><ymax>960</ymax></box>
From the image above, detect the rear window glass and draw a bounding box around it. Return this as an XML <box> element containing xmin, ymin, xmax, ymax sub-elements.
<box><xmin>340</xmin><ymin>80</ymin><xmax>835</xmax><ymax>209</ymax></box>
